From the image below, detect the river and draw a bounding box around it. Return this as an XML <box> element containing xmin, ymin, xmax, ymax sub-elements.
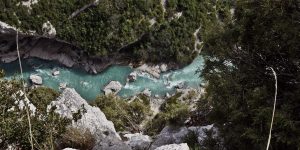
<box><xmin>0</xmin><ymin>56</ymin><xmax>204</xmax><ymax>100</ymax></box>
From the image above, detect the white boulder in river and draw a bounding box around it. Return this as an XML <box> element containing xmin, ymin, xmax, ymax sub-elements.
<box><xmin>48</xmin><ymin>88</ymin><xmax>131</xmax><ymax>150</ymax></box>
<box><xmin>29</xmin><ymin>74</ymin><xmax>43</xmax><ymax>85</ymax></box>
<box><xmin>154</xmin><ymin>143</ymin><xmax>189</xmax><ymax>150</ymax></box>
<box><xmin>127</xmin><ymin>72</ymin><xmax>137</xmax><ymax>82</ymax></box>
<box><xmin>103</xmin><ymin>81</ymin><xmax>123</xmax><ymax>95</ymax></box>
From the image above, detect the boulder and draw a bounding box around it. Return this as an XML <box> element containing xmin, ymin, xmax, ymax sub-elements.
<box><xmin>29</xmin><ymin>74</ymin><xmax>43</xmax><ymax>85</ymax></box>
<box><xmin>142</xmin><ymin>88</ymin><xmax>151</xmax><ymax>97</ymax></box>
<box><xmin>174</xmin><ymin>82</ymin><xmax>185</xmax><ymax>89</ymax></box>
<box><xmin>154</xmin><ymin>143</ymin><xmax>189</xmax><ymax>150</ymax></box>
<box><xmin>124</xmin><ymin>133</ymin><xmax>152</xmax><ymax>150</ymax></box>
<box><xmin>103</xmin><ymin>81</ymin><xmax>123</xmax><ymax>95</ymax></box>
<box><xmin>160</xmin><ymin>64</ymin><xmax>168</xmax><ymax>72</ymax></box>
<box><xmin>150</xmin><ymin>125</ymin><xmax>216</xmax><ymax>150</ymax></box>
<box><xmin>52</xmin><ymin>70</ymin><xmax>60</xmax><ymax>76</ymax></box>
<box><xmin>59</xmin><ymin>83</ymin><xmax>67</xmax><ymax>89</ymax></box>
<box><xmin>49</xmin><ymin>88</ymin><xmax>131</xmax><ymax>150</ymax></box>
<box><xmin>128</xmin><ymin>72</ymin><xmax>137</xmax><ymax>82</ymax></box>
<box><xmin>42</xmin><ymin>21</ymin><xmax>56</xmax><ymax>37</ymax></box>
<box><xmin>150</xmin><ymin>126</ymin><xmax>189</xmax><ymax>150</ymax></box>
<box><xmin>137</xmin><ymin>64</ymin><xmax>160</xmax><ymax>79</ymax></box>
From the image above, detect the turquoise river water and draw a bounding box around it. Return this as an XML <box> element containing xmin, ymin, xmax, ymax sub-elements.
<box><xmin>0</xmin><ymin>56</ymin><xmax>204</xmax><ymax>101</ymax></box>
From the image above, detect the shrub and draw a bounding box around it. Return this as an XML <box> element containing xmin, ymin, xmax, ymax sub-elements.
<box><xmin>58</xmin><ymin>127</ymin><xmax>96</xmax><ymax>150</ymax></box>
<box><xmin>91</xmin><ymin>94</ymin><xmax>152</xmax><ymax>132</ymax></box>
<box><xmin>144</xmin><ymin>93</ymin><xmax>190</xmax><ymax>136</ymax></box>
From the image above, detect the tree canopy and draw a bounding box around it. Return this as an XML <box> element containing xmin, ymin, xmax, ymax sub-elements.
<box><xmin>200</xmin><ymin>0</ymin><xmax>300</xmax><ymax>149</ymax></box>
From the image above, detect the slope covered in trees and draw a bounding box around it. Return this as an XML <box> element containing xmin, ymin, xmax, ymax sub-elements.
<box><xmin>0</xmin><ymin>0</ymin><xmax>230</xmax><ymax>65</ymax></box>
<box><xmin>200</xmin><ymin>0</ymin><xmax>300</xmax><ymax>149</ymax></box>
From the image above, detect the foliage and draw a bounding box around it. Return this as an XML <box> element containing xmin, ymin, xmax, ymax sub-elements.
<box><xmin>0</xmin><ymin>0</ymin><xmax>222</xmax><ymax>64</ymax></box>
<box><xmin>0</xmin><ymin>73</ymin><xmax>71</xmax><ymax>149</ymax></box>
<box><xmin>59</xmin><ymin>127</ymin><xmax>96</xmax><ymax>150</ymax></box>
<box><xmin>91</xmin><ymin>94</ymin><xmax>151</xmax><ymax>132</ymax></box>
<box><xmin>144</xmin><ymin>92</ymin><xmax>190</xmax><ymax>136</ymax></box>
<box><xmin>183</xmin><ymin>130</ymin><xmax>201</xmax><ymax>150</ymax></box>
<box><xmin>200</xmin><ymin>0</ymin><xmax>300</xmax><ymax>149</ymax></box>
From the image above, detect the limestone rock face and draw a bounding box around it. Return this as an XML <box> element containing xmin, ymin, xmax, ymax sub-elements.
<box><xmin>137</xmin><ymin>64</ymin><xmax>161</xmax><ymax>79</ymax></box>
<box><xmin>124</xmin><ymin>133</ymin><xmax>152</xmax><ymax>150</ymax></box>
<box><xmin>150</xmin><ymin>125</ymin><xmax>216</xmax><ymax>150</ymax></box>
<box><xmin>128</xmin><ymin>72</ymin><xmax>137</xmax><ymax>82</ymax></box>
<box><xmin>49</xmin><ymin>88</ymin><xmax>131</xmax><ymax>150</ymax></box>
<box><xmin>142</xmin><ymin>88</ymin><xmax>151</xmax><ymax>97</ymax></box>
<box><xmin>29</xmin><ymin>74</ymin><xmax>43</xmax><ymax>85</ymax></box>
<box><xmin>42</xmin><ymin>21</ymin><xmax>56</xmax><ymax>37</ymax></box>
<box><xmin>154</xmin><ymin>143</ymin><xmax>189</xmax><ymax>150</ymax></box>
<box><xmin>160</xmin><ymin>64</ymin><xmax>168</xmax><ymax>72</ymax></box>
<box><xmin>103</xmin><ymin>81</ymin><xmax>123</xmax><ymax>95</ymax></box>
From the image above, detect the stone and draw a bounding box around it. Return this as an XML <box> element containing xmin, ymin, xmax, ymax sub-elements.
<box><xmin>154</xmin><ymin>143</ymin><xmax>189</xmax><ymax>150</ymax></box>
<box><xmin>165</xmin><ymin>93</ymin><xmax>170</xmax><ymax>98</ymax></box>
<box><xmin>160</xmin><ymin>64</ymin><xmax>168</xmax><ymax>72</ymax></box>
<box><xmin>52</xmin><ymin>70</ymin><xmax>60</xmax><ymax>76</ymax></box>
<box><xmin>150</xmin><ymin>125</ymin><xmax>216</xmax><ymax>150</ymax></box>
<box><xmin>48</xmin><ymin>88</ymin><xmax>131</xmax><ymax>150</ymax></box>
<box><xmin>174</xmin><ymin>82</ymin><xmax>185</xmax><ymax>89</ymax></box>
<box><xmin>42</xmin><ymin>21</ymin><xmax>56</xmax><ymax>37</ymax></box>
<box><xmin>103</xmin><ymin>81</ymin><xmax>123</xmax><ymax>95</ymax></box>
<box><xmin>142</xmin><ymin>88</ymin><xmax>151</xmax><ymax>97</ymax></box>
<box><xmin>59</xmin><ymin>83</ymin><xmax>67</xmax><ymax>89</ymax></box>
<box><xmin>137</xmin><ymin>64</ymin><xmax>160</xmax><ymax>79</ymax></box>
<box><xmin>124</xmin><ymin>133</ymin><xmax>152</xmax><ymax>150</ymax></box>
<box><xmin>150</xmin><ymin>126</ymin><xmax>189</xmax><ymax>150</ymax></box>
<box><xmin>29</xmin><ymin>74</ymin><xmax>43</xmax><ymax>85</ymax></box>
<box><xmin>128</xmin><ymin>72</ymin><xmax>137</xmax><ymax>82</ymax></box>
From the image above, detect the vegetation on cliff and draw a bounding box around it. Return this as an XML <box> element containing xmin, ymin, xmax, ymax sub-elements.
<box><xmin>0</xmin><ymin>71</ymin><xmax>71</xmax><ymax>149</ymax></box>
<box><xmin>200</xmin><ymin>0</ymin><xmax>300</xmax><ymax>149</ymax></box>
<box><xmin>0</xmin><ymin>0</ymin><xmax>231</xmax><ymax>65</ymax></box>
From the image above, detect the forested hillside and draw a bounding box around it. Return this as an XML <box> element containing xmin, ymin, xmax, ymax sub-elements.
<box><xmin>0</xmin><ymin>0</ymin><xmax>232</xmax><ymax>64</ymax></box>
<box><xmin>200</xmin><ymin>0</ymin><xmax>300</xmax><ymax>149</ymax></box>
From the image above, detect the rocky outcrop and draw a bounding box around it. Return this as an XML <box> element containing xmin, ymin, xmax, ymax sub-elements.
<box><xmin>150</xmin><ymin>125</ymin><xmax>216</xmax><ymax>150</ymax></box>
<box><xmin>127</xmin><ymin>72</ymin><xmax>137</xmax><ymax>82</ymax></box>
<box><xmin>154</xmin><ymin>143</ymin><xmax>189</xmax><ymax>150</ymax></box>
<box><xmin>103</xmin><ymin>81</ymin><xmax>123</xmax><ymax>95</ymax></box>
<box><xmin>49</xmin><ymin>88</ymin><xmax>131</xmax><ymax>150</ymax></box>
<box><xmin>52</xmin><ymin>70</ymin><xmax>60</xmax><ymax>76</ymax></box>
<box><xmin>29</xmin><ymin>74</ymin><xmax>42</xmax><ymax>85</ymax></box>
<box><xmin>124</xmin><ymin>133</ymin><xmax>152</xmax><ymax>150</ymax></box>
<box><xmin>0</xmin><ymin>21</ymin><xmax>127</xmax><ymax>74</ymax></box>
<box><xmin>137</xmin><ymin>64</ymin><xmax>161</xmax><ymax>79</ymax></box>
<box><xmin>42</xmin><ymin>21</ymin><xmax>56</xmax><ymax>37</ymax></box>
<box><xmin>142</xmin><ymin>88</ymin><xmax>152</xmax><ymax>97</ymax></box>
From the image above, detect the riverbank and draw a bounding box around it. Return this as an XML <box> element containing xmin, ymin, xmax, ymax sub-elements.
<box><xmin>0</xmin><ymin>21</ymin><xmax>188</xmax><ymax>75</ymax></box>
<box><xmin>0</xmin><ymin>56</ymin><xmax>203</xmax><ymax>101</ymax></box>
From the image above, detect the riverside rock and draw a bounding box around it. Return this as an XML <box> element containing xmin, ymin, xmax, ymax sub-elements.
<box><xmin>29</xmin><ymin>74</ymin><xmax>43</xmax><ymax>85</ymax></box>
<box><xmin>49</xmin><ymin>88</ymin><xmax>131</xmax><ymax>150</ymax></box>
<box><xmin>160</xmin><ymin>64</ymin><xmax>168</xmax><ymax>72</ymax></box>
<box><xmin>142</xmin><ymin>88</ymin><xmax>151</xmax><ymax>97</ymax></box>
<box><xmin>52</xmin><ymin>70</ymin><xmax>60</xmax><ymax>76</ymax></box>
<box><xmin>137</xmin><ymin>64</ymin><xmax>161</xmax><ymax>78</ymax></box>
<box><xmin>103</xmin><ymin>81</ymin><xmax>123</xmax><ymax>95</ymax></box>
<box><xmin>128</xmin><ymin>72</ymin><xmax>137</xmax><ymax>82</ymax></box>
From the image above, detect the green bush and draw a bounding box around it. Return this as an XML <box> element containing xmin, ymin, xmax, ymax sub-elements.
<box><xmin>91</xmin><ymin>94</ymin><xmax>151</xmax><ymax>132</ymax></box>
<box><xmin>144</xmin><ymin>93</ymin><xmax>190</xmax><ymax>136</ymax></box>
<box><xmin>0</xmin><ymin>73</ymin><xmax>71</xmax><ymax>149</ymax></box>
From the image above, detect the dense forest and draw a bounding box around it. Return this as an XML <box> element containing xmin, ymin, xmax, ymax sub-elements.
<box><xmin>0</xmin><ymin>0</ymin><xmax>300</xmax><ymax>149</ymax></box>
<box><xmin>199</xmin><ymin>0</ymin><xmax>300</xmax><ymax>149</ymax></box>
<box><xmin>0</xmin><ymin>0</ymin><xmax>232</xmax><ymax>64</ymax></box>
